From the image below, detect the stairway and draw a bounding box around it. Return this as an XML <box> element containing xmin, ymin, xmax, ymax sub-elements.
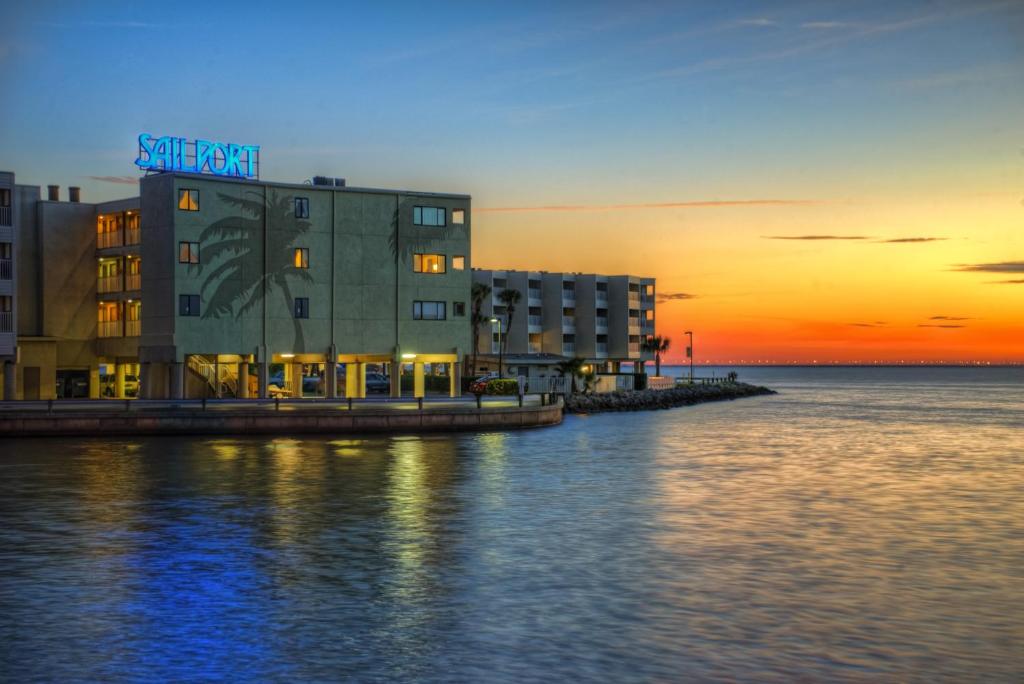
<box><xmin>186</xmin><ymin>356</ymin><xmax>238</xmax><ymax>398</ymax></box>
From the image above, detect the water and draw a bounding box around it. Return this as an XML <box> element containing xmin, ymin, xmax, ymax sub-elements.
<box><xmin>1</xmin><ymin>367</ymin><xmax>1022</xmax><ymax>682</ymax></box>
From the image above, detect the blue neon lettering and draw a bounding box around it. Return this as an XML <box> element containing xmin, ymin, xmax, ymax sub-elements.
<box><xmin>135</xmin><ymin>133</ymin><xmax>259</xmax><ymax>178</ymax></box>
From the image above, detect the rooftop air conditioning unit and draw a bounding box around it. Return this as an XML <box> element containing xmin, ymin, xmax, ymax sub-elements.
<box><xmin>312</xmin><ymin>176</ymin><xmax>347</xmax><ymax>187</ymax></box>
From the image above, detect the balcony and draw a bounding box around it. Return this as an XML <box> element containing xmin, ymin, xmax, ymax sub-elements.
<box><xmin>125</xmin><ymin>273</ymin><xmax>141</xmax><ymax>291</ymax></box>
<box><xmin>628</xmin><ymin>343</ymin><xmax>641</xmax><ymax>354</ymax></box>
<box><xmin>596</xmin><ymin>290</ymin><xmax>608</xmax><ymax>302</ymax></box>
<box><xmin>528</xmin><ymin>288</ymin><xmax>542</xmax><ymax>301</ymax></box>
<box><xmin>528</xmin><ymin>343</ymin><xmax>542</xmax><ymax>353</ymax></box>
<box><xmin>97</xmin><ymin>231</ymin><xmax>122</xmax><ymax>249</ymax></box>
<box><xmin>125</xmin><ymin>319</ymin><xmax>141</xmax><ymax>337</ymax></box>
<box><xmin>0</xmin><ymin>206</ymin><xmax>10</xmax><ymax>227</ymax></box>
<box><xmin>0</xmin><ymin>258</ymin><xmax>11</xmax><ymax>280</ymax></box>
<box><xmin>0</xmin><ymin>311</ymin><xmax>11</xmax><ymax>332</ymax></box>
<box><xmin>98</xmin><ymin>320</ymin><xmax>122</xmax><ymax>338</ymax></box>
<box><xmin>528</xmin><ymin>315</ymin><xmax>542</xmax><ymax>326</ymax></box>
<box><xmin>595</xmin><ymin>316</ymin><xmax>608</xmax><ymax>329</ymax></box>
<box><xmin>125</xmin><ymin>227</ymin><xmax>141</xmax><ymax>246</ymax></box>
<box><xmin>98</xmin><ymin>275</ymin><xmax>122</xmax><ymax>294</ymax></box>
<box><xmin>562</xmin><ymin>343</ymin><xmax>575</xmax><ymax>354</ymax></box>
<box><xmin>561</xmin><ymin>290</ymin><xmax>575</xmax><ymax>302</ymax></box>
<box><xmin>562</xmin><ymin>316</ymin><xmax>575</xmax><ymax>330</ymax></box>
<box><xmin>596</xmin><ymin>343</ymin><xmax>608</xmax><ymax>355</ymax></box>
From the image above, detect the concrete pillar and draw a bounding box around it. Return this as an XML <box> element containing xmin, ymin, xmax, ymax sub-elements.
<box><xmin>290</xmin><ymin>362</ymin><xmax>303</xmax><ymax>398</ymax></box>
<box><xmin>357</xmin><ymin>362</ymin><xmax>366</xmax><ymax>399</ymax></box>
<box><xmin>139</xmin><ymin>363</ymin><xmax>151</xmax><ymax>399</ymax></box>
<box><xmin>214</xmin><ymin>358</ymin><xmax>222</xmax><ymax>398</ymax></box>
<box><xmin>3</xmin><ymin>361</ymin><xmax>15</xmax><ymax>401</ymax></box>
<box><xmin>413</xmin><ymin>362</ymin><xmax>425</xmax><ymax>398</ymax></box>
<box><xmin>170</xmin><ymin>362</ymin><xmax>184</xmax><ymax>399</ymax></box>
<box><xmin>450</xmin><ymin>361</ymin><xmax>461</xmax><ymax>398</ymax></box>
<box><xmin>390</xmin><ymin>358</ymin><xmax>401</xmax><ymax>398</ymax></box>
<box><xmin>258</xmin><ymin>362</ymin><xmax>269</xmax><ymax>399</ymax></box>
<box><xmin>345</xmin><ymin>362</ymin><xmax>358</xmax><ymax>399</ymax></box>
<box><xmin>238</xmin><ymin>362</ymin><xmax>250</xmax><ymax>398</ymax></box>
<box><xmin>326</xmin><ymin>359</ymin><xmax>338</xmax><ymax>399</ymax></box>
<box><xmin>115</xmin><ymin>363</ymin><xmax>126</xmax><ymax>399</ymax></box>
<box><xmin>88</xmin><ymin>365</ymin><xmax>100</xmax><ymax>399</ymax></box>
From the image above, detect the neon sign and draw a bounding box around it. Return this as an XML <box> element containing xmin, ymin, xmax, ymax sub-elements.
<box><xmin>135</xmin><ymin>134</ymin><xmax>260</xmax><ymax>179</ymax></box>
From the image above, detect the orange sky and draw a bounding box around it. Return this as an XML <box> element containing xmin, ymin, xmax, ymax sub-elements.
<box><xmin>472</xmin><ymin>192</ymin><xmax>1024</xmax><ymax>364</ymax></box>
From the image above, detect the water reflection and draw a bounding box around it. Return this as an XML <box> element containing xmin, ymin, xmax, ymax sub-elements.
<box><xmin>1</xmin><ymin>370</ymin><xmax>1022</xmax><ymax>681</ymax></box>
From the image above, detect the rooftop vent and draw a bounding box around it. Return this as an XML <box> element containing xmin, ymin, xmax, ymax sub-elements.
<box><xmin>69</xmin><ymin>186</ymin><xmax>81</xmax><ymax>202</ymax></box>
<box><xmin>312</xmin><ymin>176</ymin><xmax>346</xmax><ymax>187</ymax></box>
<box><xmin>47</xmin><ymin>185</ymin><xmax>59</xmax><ymax>201</ymax></box>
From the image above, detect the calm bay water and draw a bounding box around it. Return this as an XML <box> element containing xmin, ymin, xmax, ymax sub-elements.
<box><xmin>1</xmin><ymin>367</ymin><xmax>1022</xmax><ymax>682</ymax></box>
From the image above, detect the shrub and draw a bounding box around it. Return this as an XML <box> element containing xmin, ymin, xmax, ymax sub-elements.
<box><xmin>485</xmin><ymin>379</ymin><xmax>519</xmax><ymax>395</ymax></box>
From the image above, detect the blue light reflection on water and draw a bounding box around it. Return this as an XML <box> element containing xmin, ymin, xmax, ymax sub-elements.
<box><xmin>0</xmin><ymin>367</ymin><xmax>1022</xmax><ymax>682</ymax></box>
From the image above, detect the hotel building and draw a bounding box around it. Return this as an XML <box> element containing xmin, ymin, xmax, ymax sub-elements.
<box><xmin>1</xmin><ymin>168</ymin><xmax>472</xmax><ymax>400</ymax></box>
<box><xmin>471</xmin><ymin>269</ymin><xmax>656</xmax><ymax>379</ymax></box>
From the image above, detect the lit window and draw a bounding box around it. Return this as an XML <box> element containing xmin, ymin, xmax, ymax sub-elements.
<box><xmin>178</xmin><ymin>294</ymin><xmax>200</xmax><ymax>316</ymax></box>
<box><xmin>453</xmin><ymin>301</ymin><xmax>466</xmax><ymax>317</ymax></box>
<box><xmin>294</xmin><ymin>297</ymin><xmax>309</xmax><ymax>319</ymax></box>
<box><xmin>177</xmin><ymin>189</ymin><xmax>199</xmax><ymax>211</ymax></box>
<box><xmin>294</xmin><ymin>247</ymin><xmax>309</xmax><ymax>269</ymax></box>
<box><xmin>413</xmin><ymin>206</ymin><xmax>445</xmax><ymax>226</ymax></box>
<box><xmin>295</xmin><ymin>197</ymin><xmax>309</xmax><ymax>218</ymax></box>
<box><xmin>452</xmin><ymin>255</ymin><xmax>465</xmax><ymax>270</ymax></box>
<box><xmin>412</xmin><ymin>300</ymin><xmax>446</xmax><ymax>320</ymax></box>
<box><xmin>452</xmin><ymin>209</ymin><xmax>465</xmax><ymax>224</ymax></box>
<box><xmin>413</xmin><ymin>253</ymin><xmax>445</xmax><ymax>273</ymax></box>
<box><xmin>178</xmin><ymin>241</ymin><xmax>199</xmax><ymax>264</ymax></box>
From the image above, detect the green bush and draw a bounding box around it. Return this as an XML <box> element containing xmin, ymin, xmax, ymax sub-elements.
<box><xmin>485</xmin><ymin>379</ymin><xmax>519</xmax><ymax>395</ymax></box>
<box><xmin>400</xmin><ymin>375</ymin><xmax>452</xmax><ymax>392</ymax></box>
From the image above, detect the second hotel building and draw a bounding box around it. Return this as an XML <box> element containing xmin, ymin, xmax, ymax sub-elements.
<box><xmin>139</xmin><ymin>172</ymin><xmax>472</xmax><ymax>398</ymax></box>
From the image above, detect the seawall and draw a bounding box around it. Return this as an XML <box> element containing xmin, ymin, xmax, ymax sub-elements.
<box><xmin>0</xmin><ymin>400</ymin><xmax>564</xmax><ymax>437</ymax></box>
<box><xmin>564</xmin><ymin>382</ymin><xmax>776</xmax><ymax>414</ymax></box>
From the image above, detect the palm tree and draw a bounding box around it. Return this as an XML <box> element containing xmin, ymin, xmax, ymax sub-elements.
<box><xmin>643</xmin><ymin>335</ymin><xmax>672</xmax><ymax>377</ymax></box>
<box><xmin>555</xmin><ymin>357</ymin><xmax>586</xmax><ymax>393</ymax></box>
<box><xmin>497</xmin><ymin>288</ymin><xmax>522</xmax><ymax>379</ymax></box>
<box><xmin>470</xmin><ymin>282</ymin><xmax>492</xmax><ymax>377</ymax></box>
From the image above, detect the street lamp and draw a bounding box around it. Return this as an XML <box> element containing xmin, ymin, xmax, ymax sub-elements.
<box><xmin>684</xmin><ymin>331</ymin><xmax>694</xmax><ymax>383</ymax></box>
<box><xmin>489</xmin><ymin>316</ymin><xmax>504</xmax><ymax>378</ymax></box>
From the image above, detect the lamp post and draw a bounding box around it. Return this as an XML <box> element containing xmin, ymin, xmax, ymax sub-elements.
<box><xmin>490</xmin><ymin>316</ymin><xmax>504</xmax><ymax>378</ymax></box>
<box><xmin>685</xmin><ymin>330</ymin><xmax>694</xmax><ymax>383</ymax></box>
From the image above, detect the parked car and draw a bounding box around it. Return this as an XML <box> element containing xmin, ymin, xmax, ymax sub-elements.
<box><xmin>469</xmin><ymin>372</ymin><xmax>499</xmax><ymax>394</ymax></box>
<box><xmin>365</xmin><ymin>373</ymin><xmax>390</xmax><ymax>393</ymax></box>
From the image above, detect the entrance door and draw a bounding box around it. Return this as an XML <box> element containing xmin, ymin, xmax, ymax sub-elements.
<box><xmin>22</xmin><ymin>367</ymin><xmax>40</xmax><ymax>400</ymax></box>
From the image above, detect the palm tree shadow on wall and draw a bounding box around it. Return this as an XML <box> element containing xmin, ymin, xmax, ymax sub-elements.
<box><xmin>388</xmin><ymin>198</ymin><xmax>466</xmax><ymax>265</ymax></box>
<box><xmin>196</xmin><ymin>189</ymin><xmax>313</xmax><ymax>351</ymax></box>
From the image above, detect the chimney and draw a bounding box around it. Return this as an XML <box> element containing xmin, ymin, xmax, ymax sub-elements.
<box><xmin>68</xmin><ymin>186</ymin><xmax>81</xmax><ymax>202</ymax></box>
<box><xmin>47</xmin><ymin>185</ymin><xmax>60</xmax><ymax>201</ymax></box>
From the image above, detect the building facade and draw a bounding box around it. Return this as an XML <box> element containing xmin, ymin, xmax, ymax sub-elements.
<box><xmin>471</xmin><ymin>269</ymin><xmax>656</xmax><ymax>380</ymax></box>
<box><xmin>1</xmin><ymin>168</ymin><xmax>472</xmax><ymax>400</ymax></box>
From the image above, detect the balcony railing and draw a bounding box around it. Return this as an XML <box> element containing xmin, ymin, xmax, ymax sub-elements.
<box><xmin>562</xmin><ymin>343</ymin><xmax>575</xmax><ymax>354</ymax></box>
<box><xmin>125</xmin><ymin>273</ymin><xmax>141</xmax><ymax>291</ymax></box>
<box><xmin>98</xmin><ymin>320</ymin><xmax>122</xmax><ymax>338</ymax></box>
<box><xmin>125</xmin><ymin>227</ymin><xmax>141</xmax><ymax>246</ymax></box>
<box><xmin>0</xmin><ymin>258</ymin><xmax>11</xmax><ymax>280</ymax></box>
<box><xmin>0</xmin><ymin>311</ymin><xmax>11</xmax><ymax>332</ymax></box>
<box><xmin>628</xmin><ymin>318</ymin><xmax>640</xmax><ymax>328</ymax></box>
<box><xmin>0</xmin><ymin>206</ymin><xmax>11</xmax><ymax>227</ymax></box>
<box><xmin>125</xmin><ymin>319</ymin><xmax>141</xmax><ymax>337</ymax></box>
<box><xmin>97</xmin><ymin>231</ymin><xmax>122</xmax><ymax>249</ymax></box>
<box><xmin>528</xmin><ymin>315</ymin><xmax>542</xmax><ymax>326</ymax></box>
<box><xmin>595</xmin><ymin>317</ymin><xmax>608</xmax><ymax>328</ymax></box>
<box><xmin>596</xmin><ymin>343</ymin><xmax>608</xmax><ymax>354</ymax></box>
<box><xmin>98</xmin><ymin>275</ymin><xmax>122</xmax><ymax>294</ymax></box>
<box><xmin>596</xmin><ymin>290</ymin><xmax>608</xmax><ymax>301</ymax></box>
<box><xmin>628</xmin><ymin>343</ymin><xmax>641</xmax><ymax>354</ymax></box>
<box><xmin>528</xmin><ymin>343</ymin><xmax>542</xmax><ymax>353</ymax></box>
<box><xmin>491</xmin><ymin>344</ymin><xmax>501</xmax><ymax>354</ymax></box>
<box><xmin>528</xmin><ymin>288</ymin><xmax>542</xmax><ymax>300</ymax></box>
<box><xmin>561</xmin><ymin>291</ymin><xmax>575</xmax><ymax>301</ymax></box>
<box><xmin>562</xmin><ymin>316</ymin><xmax>575</xmax><ymax>329</ymax></box>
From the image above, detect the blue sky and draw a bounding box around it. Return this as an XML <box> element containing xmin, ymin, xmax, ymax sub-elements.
<box><xmin>2</xmin><ymin>0</ymin><xmax>1022</xmax><ymax>205</ymax></box>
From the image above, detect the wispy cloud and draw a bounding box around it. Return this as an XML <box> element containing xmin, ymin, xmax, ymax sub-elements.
<box><xmin>877</xmin><ymin>237</ymin><xmax>947</xmax><ymax>243</ymax></box>
<box><xmin>953</xmin><ymin>261</ymin><xmax>1024</xmax><ymax>273</ymax></box>
<box><xmin>657</xmin><ymin>292</ymin><xmax>697</xmax><ymax>302</ymax></box>
<box><xmin>737</xmin><ymin>18</ymin><xmax>778</xmax><ymax>27</ymax></box>
<box><xmin>88</xmin><ymin>175</ymin><xmax>138</xmax><ymax>185</ymax></box>
<box><xmin>919</xmin><ymin>324</ymin><xmax>966</xmax><ymax>329</ymax></box>
<box><xmin>763</xmin><ymin>235</ymin><xmax>868</xmax><ymax>241</ymax></box>
<box><xmin>850</xmin><ymin>321</ymin><xmax>888</xmax><ymax>328</ymax></box>
<box><xmin>801</xmin><ymin>21</ymin><xmax>847</xmax><ymax>29</ymax></box>
<box><xmin>476</xmin><ymin>199</ymin><xmax>819</xmax><ymax>213</ymax></box>
<box><xmin>930</xmin><ymin>316</ymin><xmax>972</xmax><ymax>321</ymax></box>
<box><xmin>990</xmin><ymin>279</ymin><xmax>1024</xmax><ymax>284</ymax></box>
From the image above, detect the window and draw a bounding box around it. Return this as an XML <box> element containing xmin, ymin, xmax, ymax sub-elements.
<box><xmin>294</xmin><ymin>297</ymin><xmax>309</xmax><ymax>319</ymax></box>
<box><xmin>412</xmin><ymin>300</ymin><xmax>446</xmax><ymax>320</ymax></box>
<box><xmin>452</xmin><ymin>209</ymin><xmax>465</xmax><ymax>224</ymax></box>
<box><xmin>413</xmin><ymin>253</ymin><xmax>445</xmax><ymax>273</ymax></box>
<box><xmin>178</xmin><ymin>241</ymin><xmax>199</xmax><ymax>264</ymax></box>
<box><xmin>413</xmin><ymin>206</ymin><xmax>445</xmax><ymax>226</ymax></box>
<box><xmin>0</xmin><ymin>188</ymin><xmax>10</xmax><ymax>207</ymax></box>
<box><xmin>179</xmin><ymin>294</ymin><xmax>200</xmax><ymax>316</ymax></box>
<box><xmin>452</xmin><ymin>255</ymin><xmax>465</xmax><ymax>270</ymax></box>
<box><xmin>294</xmin><ymin>248</ymin><xmax>309</xmax><ymax>269</ymax></box>
<box><xmin>453</xmin><ymin>301</ymin><xmax>466</xmax><ymax>317</ymax></box>
<box><xmin>295</xmin><ymin>197</ymin><xmax>309</xmax><ymax>218</ymax></box>
<box><xmin>0</xmin><ymin>242</ymin><xmax>10</xmax><ymax>259</ymax></box>
<box><xmin>178</xmin><ymin>189</ymin><xmax>199</xmax><ymax>211</ymax></box>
